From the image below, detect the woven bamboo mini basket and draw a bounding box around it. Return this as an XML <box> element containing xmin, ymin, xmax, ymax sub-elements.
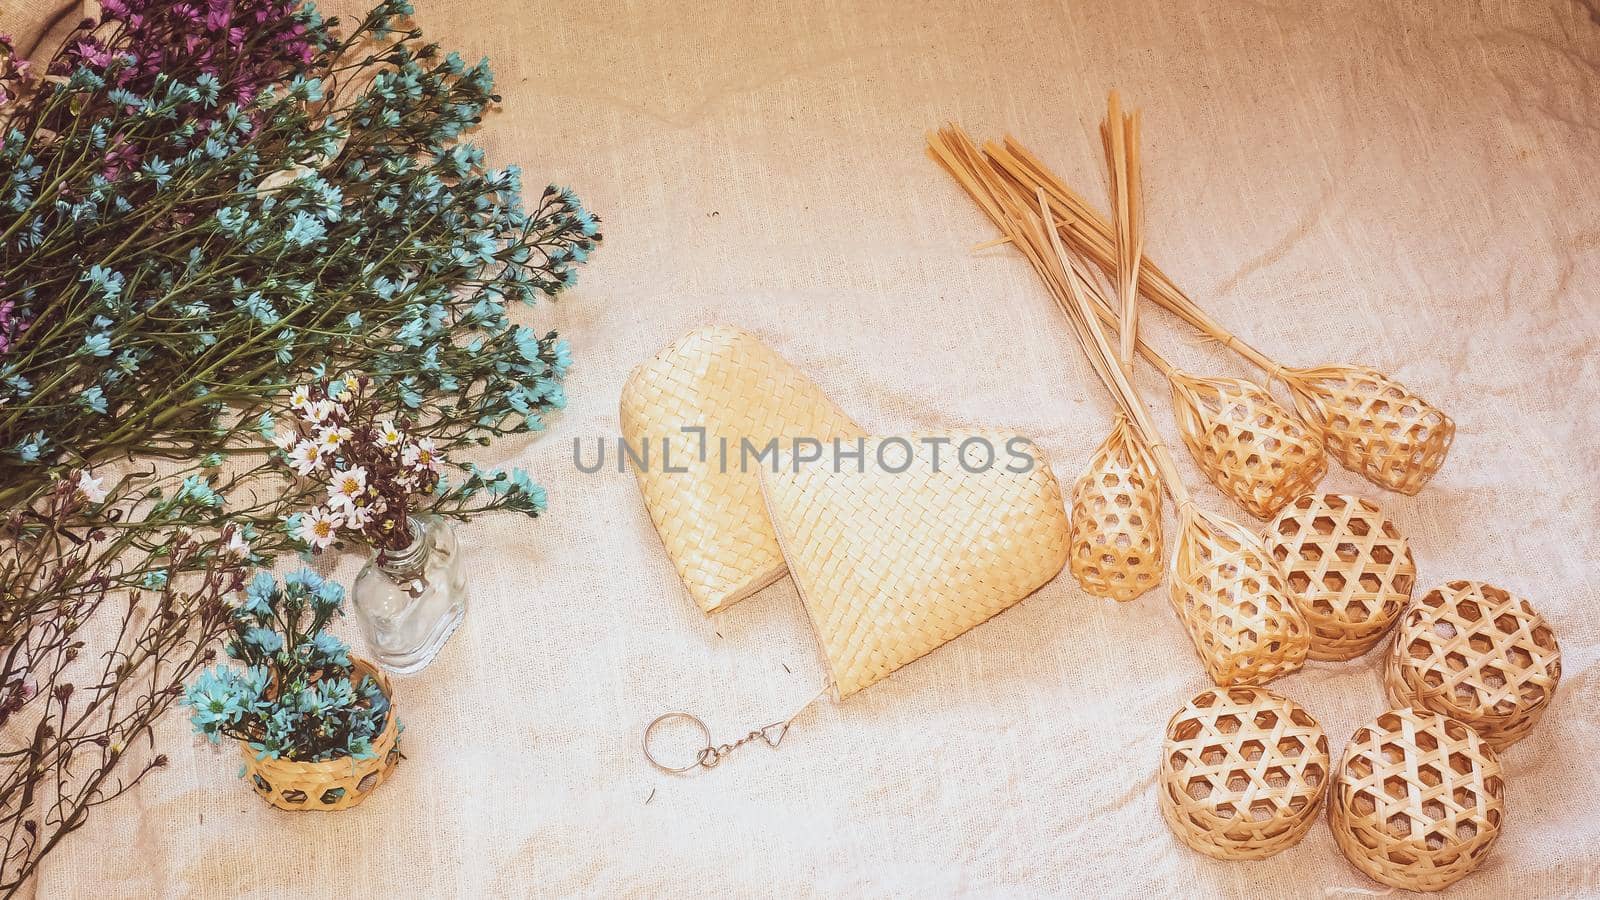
<box><xmin>1159</xmin><ymin>686</ymin><xmax>1330</xmax><ymax>860</ymax></box>
<box><xmin>1068</xmin><ymin>415</ymin><xmax>1163</xmax><ymax>602</ymax></box>
<box><xmin>1329</xmin><ymin>707</ymin><xmax>1505</xmax><ymax>891</ymax></box>
<box><xmin>1283</xmin><ymin>365</ymin><xmax>1454</xmax><ymax>496</ymax></box>
<box><xmin>240</xmin><ymin>659</ymin><xmax>400</xmax><ymax>812</ymax></box>
<box><xmin>1265</xmin><ymin>493</ymin><xmax>1416</xmax><ymax>661</ymax></box>
<box><xmin>1169</xmin><ymin>371</ymin><xmax>1326</xmax><ymax>520</ymax></box>
<box><xmin>760</xmin><ymin>431</ymin><xmax>1069</xmax><ymax>698</ymax></box>
<box><xmin>1385</xmin><ymin>581</ymin><xmax>1561</xmax><ymax>750</ymax></box>
<box><xmin>620</xmin><ymin>325</ymin><xmax>863</xmax><ymax>613</ymax></box>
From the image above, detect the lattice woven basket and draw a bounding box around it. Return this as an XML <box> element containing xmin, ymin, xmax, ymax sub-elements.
<box><xmin>761</xmin><ymin>432</ymin><xmax>1069</xmax><ymax>698</ymax></box>
<box><xmin>1329</xmin><ymin>707</ymin><xmax>1505</xmax><ymax>891</ymax></box>
<box><xmin>240</xmin><ymin>660</ymin><xmax>400</xmax><ymax>812</ymax></box>
<box><xmin>1385</xmin><ymin>581</ymin><xmax>1562</xmax><ymax>750</ymax></box>
<box><xmin>1283</xmin><ymin>365</ymin><xmax>1454</xmax><ymax>496</ymax></box>
<box><xmin>1170</xmin><ymin>506</ymin><xmax>1309</xmax><ymax>686</ymax></box>
<box><xmin>1159</xmin><ymin>686</ymin><xmax>1330</xmax><ymax>860</ymax></box>
<box><xmin>1169</xmin><ymin>371</ymin><xmax>1326</xmax><ymax>520</ymax></box>
<box><xmin>620</xmin><ymin>325</ymin><xmax>863</xmax><ymax>613</ymax></box>
<box><xmin>1068</xmin><ymin>415</ymin><xmax>1162</xmax><ymax>602</ymax></box>
<box><xmin>1264</xmin><ymin>493</ymin><xmax>1416</xmax><ymax>661</ymax></box>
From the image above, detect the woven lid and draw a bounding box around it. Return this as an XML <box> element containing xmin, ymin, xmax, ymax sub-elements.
<box><xmin>761</xmin><ymin>432</ymin><xmax>1068</xmax><ymax>698</ymax></box>
<box><xmin>620</xmin><ymin>325</ymin><xmax>863</xmax><ymax>613</ymax></box>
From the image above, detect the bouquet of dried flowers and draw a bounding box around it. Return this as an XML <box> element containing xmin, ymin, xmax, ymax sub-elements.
<box><xmin>183</xmin><ymin>568</ymin><xmax>390</xmax><ymax>763</ymax></box>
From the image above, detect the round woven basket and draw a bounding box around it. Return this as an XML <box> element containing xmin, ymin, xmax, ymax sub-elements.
<box><xmin>239</xmin><ymin>659</ymin><xmax>401</xmax><ymax>812</ymax></box>
<box><xmin>1264</xmin><ymin>493</ymin><xmax>1416</xmax><ymax>661</ymax></box>
<box><xmin>1329</xmin><ymin>707</ymin><xmax>1504</xmax><ymax>891</ymax></box>
<box><xmin>1385</xmin><ymin>581</ymin><xmax>1561</xmax><ymax>750</ymax></box>
<box><xmin>1158</xmin><ymin>686</ymin><xmax>1330</xmax><ymax>860</ymax></box>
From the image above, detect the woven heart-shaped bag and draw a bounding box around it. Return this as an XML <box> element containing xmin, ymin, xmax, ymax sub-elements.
<box><xmin>760</xmin><ymin>432</ymin><xmax>1069</xmax><ymax>698</ymax></box>
<box><xmin>620</xmin><ymin>325</ymin><xmax>863</xmax><ymax>613</ymax></box>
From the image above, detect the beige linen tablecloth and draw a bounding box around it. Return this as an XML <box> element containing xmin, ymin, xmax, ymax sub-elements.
<box><xmin>4</xmin><ymin>0</ymin><xmax>1598</xmax><ymax>896</ymax></box>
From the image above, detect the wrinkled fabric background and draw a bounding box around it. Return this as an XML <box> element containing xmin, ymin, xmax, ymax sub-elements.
<box><xmin>3</xmin><ymin>0</ymin><xmax>1598</xmax><ymax>896</ymax></box>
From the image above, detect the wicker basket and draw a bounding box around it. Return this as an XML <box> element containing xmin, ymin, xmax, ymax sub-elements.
<box><xmin>620</xmin><ymin>325</ymin><xmax>863</xmax><ymax>613</ymax></box>
<box><xmin>1158</xmin><ymin>686</ymin><xmax>1330</xmax><ymax>860</ymax></box>
<box><xmin>761</xmin><ymin>431</ymin><xmax>1069</xmax><ymax>698</ymax></box>
<box><xmin>1283</xmin><ymin>365</ymin><xmax>1454</xmax><ymax>496</ymax></box>
<box><xmin>1385</xmin><ymin>581</ymin><xmax>1561</xmax><ymax>750</ymax></box>
<box><xmin>1264</xmin><ymin>493</ymin><xmax>1416</xmax><ymax>661</ymax></box>
<box><xmin>1169</xmin><ymin>371</ymin><xmax>1326</xmax><ymax>520</ymax></box>
<box><xmin>1329</xmin><ymin>707</ymin><xmax>1505</xmax><ymax>891</ymax></box>
<box><xmin>239</xmin><ymin>659</ymin><xmax>401</xmax><ymax>812</ymax></box>
<box><xmin>1067</xmin><ymin>415</ymin><xmax>1163</xmax><ymax>602</ymax></box>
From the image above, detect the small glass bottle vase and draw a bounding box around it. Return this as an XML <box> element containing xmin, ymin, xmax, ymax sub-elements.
<box><xmin>353</xmin><ymin>515</ymin><xmax>468</xmax><ymax>674</ymax></box>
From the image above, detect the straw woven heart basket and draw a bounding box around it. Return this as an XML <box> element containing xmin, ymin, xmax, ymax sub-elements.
<box><xmin>620</xmin><ymin>326</ymin><xmax>863</xmax><ymax>613</ymax></box>
<box><xmin>240</xmin><ymin>659</ymin><xmax>401</xmax><ymax>812</ymax></box>
<box><xmin>760</xmin><ymin>431</ymin><xmax>1069</xmax><ymax>698</ymax></box>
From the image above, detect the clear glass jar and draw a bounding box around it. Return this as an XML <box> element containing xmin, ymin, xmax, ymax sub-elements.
<box><xmin>352</xmin><ymin>515</ymin><xmax>468</xmax><ymax>674</ymax></box>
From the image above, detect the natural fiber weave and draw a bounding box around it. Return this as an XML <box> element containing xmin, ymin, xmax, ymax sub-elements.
<box><xmin>1283</xmin><ymin>365</ymin><xmax>1454</xmax><ymax>496</ymax></box>
<box><xmin>1329</xmin><ymin>707</ymin><xmax>1505</xmax><ymax>891</ymax></box>
<box><xmin>240</xmin><ymin>660</ymin><xmax>401</xmax><ymax>812</ymax></box>
<box><xmin>1385</xmin><ymin>581</ymin><xmax>1561</xmax><ymax>750</ymax></box>
<box><xmin>1068</xmin><ymin>415</ymin><xmax>1163</xmax><ymax>602</ymax></box>
<box><xmin>1158</xmin><ymin>686</ymin><xmax>1330</xmax><ymax>860</ymax></box>
<box><xmin>620</xmin><ymin>325</ymin><xmax>863</xmax><ymax>612</ymax></box>
<box><xmin>1264</xmin><ymin>493</ymin><xmax>1416</xmax><ymax>661</ymax></box>
<box><xmin>760</xmin><ymin>431</ymin><xmax>1069</xmax><ymax>698</ymax></box>
<box><xmin>1169</xmin><ymin>371</ymin><xmax>1326</xmax><ymax>520</ymax></box>
<box><xmin>1170</xmin><ymin>506</ymin><xmax>1309</xmax><ymax>686</ymax></box>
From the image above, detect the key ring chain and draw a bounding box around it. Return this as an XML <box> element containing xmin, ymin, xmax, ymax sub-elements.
<box><xmin>642</xmin><ymin>684</ymin><xmax>828</xmax><ymax>774</ymax></box>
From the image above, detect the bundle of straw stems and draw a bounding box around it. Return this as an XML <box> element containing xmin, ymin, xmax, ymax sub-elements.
<box><xmin>929</xmin><ymin>125</ymin><xmax>1309</xmax><ymax>685</ymax></box>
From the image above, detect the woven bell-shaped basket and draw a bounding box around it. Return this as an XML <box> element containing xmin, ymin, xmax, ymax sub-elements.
<box><xmin>1067</xmin><ymin>415</ymin><xmax>1163</xmax><ymax>602</ymax></box>
<box><xmin>1169</xmin><ymin>371</ymin><xmax>1326</xmax><ymax>520</ymax></box>
<box><xmin>1385</xmin><ymin>581</ymin><xmax>1561</xmax><ymax>750</ymax></box>
<box><xmin>1329</xmin><ymin>707</ymin><xmax>1505</xmax><ymax>891</ymax></box>
<box><xmin>1170</xmin><ymin>506</ymin><xmax>1309</xmax><ymax>686</ymax></box>
<box><xmin>620</xmin><ymin>325</ymin><xmax>863</xmax><ymax>613</ymax></box>
<box><xmin>240</xmin><ymin>659</ymin><xmax>400</xmax><ymax>812</ymax></box>
<box><xmin>1159</xmin><ymin>686</ymin><xmax>1330</xmax><ymax>860</ymax></box>
<box><xmin>761</xmin><ymin>431</ymin><xmax>1069</xmax><ymax>698</ymax></box>
<box><xmin>1283</xmin><ymin>365</ymin><xmax>1453</xmax><ymax>496</ymax></box>
<box><xmin>1264</xmin><ymin>493</ymin><xmax>1416</xmax><ymax>661</ymax></box>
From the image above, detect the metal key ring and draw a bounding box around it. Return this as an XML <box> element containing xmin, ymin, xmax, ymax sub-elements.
<box><xmin>643</xmin><ymin>712</ymin><xmax>712</xmax><ymax>774</ymax></box>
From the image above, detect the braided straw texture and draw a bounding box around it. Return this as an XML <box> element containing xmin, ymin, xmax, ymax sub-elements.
<box><xmin>1068</xmin><ymin>416</ymin><xmax>1162</xmax><ymax>602</ymax></box>
<box><xmin>761</xmin><ymin>432</ymin><xmax>1068</xmax><ymax>698</ymax></box>
<box><xmin>1385</xmin><ymin>581</ymin><xmax>1561</xmax><ymax>750</ymax></box>
<box><xmin>1158</xmin><ymin>686</ymin><xmax>1330</xmax><ymax>860</ymax></box>
<box><xmin>620</xmin><ymin>325</ymin><xmax>863</xmax><ymax>612</ymax></box>
<box><xmin>239</xmin><ymin>660</ymin><xmax>401</xmax><ymax>812</ymax></box>
<box><xmin>1329</xmin><ymin>707</ymin><xmax>1505</xmax><ymax>891</ymax></box>
<box><xmin>1169</xmin><ymin>372</ymin><xmax>1326</xmax><ymax>520</ymax></box>
<box><xmin>1284</xmin><ymin>364</ymin><xmax>1454</xmax><ymax>495</ymax></box>
<box><xmin>1264</xmin><ymin>493</ymin><xmax>1416</xmax><ymax>661</ymax></box>
<box><xmin>1170</xmin><ymin>508</ymin><xmax>1309</xmax><ymax>686</ymax></box>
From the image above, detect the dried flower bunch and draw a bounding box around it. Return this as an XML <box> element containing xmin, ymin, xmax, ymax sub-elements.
<box><xmin>184</xmin><ymin>569</ymin><xmax>392</xmax><ymax>763</ymax></box>
<box><xmin>0</xmin><ymin>0</ymin><xmax>597</xmax><ymax>885</ymax></box>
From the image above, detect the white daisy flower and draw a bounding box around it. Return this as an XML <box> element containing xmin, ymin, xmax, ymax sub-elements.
<box><xmin>339</xmin><ymin>502</ymin><xmax>374</xmax><ymax>529</ymax></box>
<box><xmin>307</xmin><ymin>399</ymin><xmax>342</xmax><ymax>424</ymax></box>
<box><xmin>315</xmin><ymin>424</ymin><xmax>351</xmax><ymax>454</ymax></box>
<box><xmin>377</xmin><ymin>420</ymin><xmax>404</xmax><ymax>447</ymax></box>
<box><xmin>290</xmin><ymin>439</ymin><xmax>324</xmax><ymax>475</ymax></box>
<box><xmin>326</xmin><ymin>465</ymin><xmax>368</xmax><ymax>509</ymax></box>
<box><xmin>224</xmin><ymin>531</ymin><xmax>251</xmax><ymax>559</ymax></box>
<box><xmin>272</xmin><ymin>429</ymin><xmax>299</xmax><ymax>453</ymax></box>
<box><xmin>296</xmin><ymin>506</ymin><xmax>341</xmax><ymax>549</ymax></box>
<box><xmin>402</xmin><ymin>437</ymin><xmax>441</xmax><ymax>472</ymax></box>
<box><xmin>75</xmin><ymin>470</ymin><xmax>108</xmax><ymax>504</ymax></box>
<box><xmin>289</xmin><ymin>385</ymin><xmax>313</xmax><ymax>412</ymax></box>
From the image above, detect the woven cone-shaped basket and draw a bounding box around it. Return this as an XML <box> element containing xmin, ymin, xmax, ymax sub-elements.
<box><xmin>1264</xmin><ymin>493</ymin><xmax>1416</xmax><ymax>661</ymax></box>
<box><xmin>1283</xmin><ymin>365</ymin><xmax>1453</xmax><ymax>496</ymax></box>
<box><xmin>1329</xmin><ymin>707</ymin><xmax>1505</xmax><ymax>891</ymax></box>
<box><xmin>761</xmin><ymin>431</ymin><xmax>1069</xmax><ymax>698</ymax></box>
<box><xmin>240</xmin><ymin>660</ymin><xmax>400</xmax><ymax>812</ymax></box>
<box><xmin>1068</xmin><ymin>415</ymin><xmax>1163</xmax><ymax>602</ymax></box>
<box><xmin>620</xmin><ymin>325</ymin><xmax>863</xmax><ymax>613</ymax></box>
<box><xmin>1385</xmin><ymin>581</ymin><xmax>1561</xmax><ymax>750</ymax></box>
<box><xmin>1169</xmin><ymin>371</ymin><xmax>1326</xmax><ymax>520</ymax></box>
<box><xmin>1170</xmin><ymin>506</ymin><xmax>1309</xmax><ymax>686</ymax></box>
<box><xmin>1159</xmin><ymin>686</ymin><xmax>1330</xmax><ymax>860</ymax></box>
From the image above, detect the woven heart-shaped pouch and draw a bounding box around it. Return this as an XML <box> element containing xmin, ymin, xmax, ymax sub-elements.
<box><xmin>760</xmin><ymin>432</ymin><xmax>1070</xmax><ymax>698</ymax></box>
<box><xmin>620</xmin><ymin>325</ymin><xmax>863</xmax><ymax>613</ymax></box>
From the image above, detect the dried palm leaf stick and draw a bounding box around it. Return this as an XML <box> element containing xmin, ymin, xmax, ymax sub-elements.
<box><xmin>1101</xmin><ymin>91</ymin><xmax>1144</xmax><ymax>374</ymax></box>
<box><xmin>988</xmin><ymin>136</ymin><xmax>1453</xmax><ymax>495</ymax></box>
<box><xmin>933</xmin><ymin>126</ymin><xmax>1324</xmax><ymax>521</ymax></box>
<box><xmin>1041</xmin><ymin>194</ymin><xmax>1308</xmax><ymax>685</ymax></box>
